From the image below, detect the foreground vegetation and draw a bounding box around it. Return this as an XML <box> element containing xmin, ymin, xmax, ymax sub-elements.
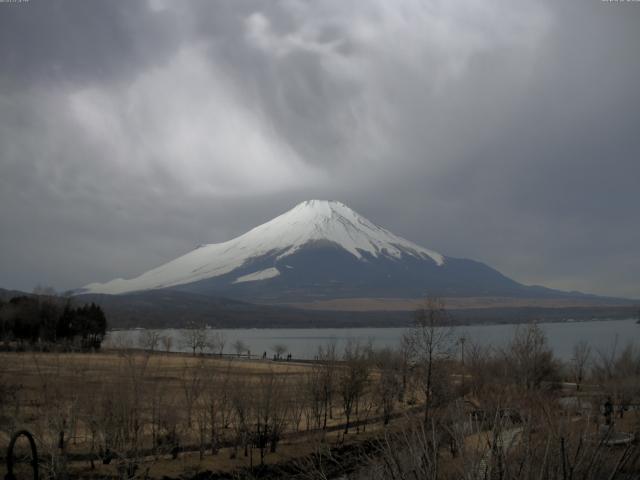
<box><xmin>1</xmin><ymin>298</ymin><xmax>640</xmax><ymax>479</ymax></box>
<box><xmin>0</xmin><ymin>346</ymin><xmax>402</xmax><ymax>479</ymax></box>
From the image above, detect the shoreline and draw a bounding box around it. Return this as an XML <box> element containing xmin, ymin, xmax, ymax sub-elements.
<box><xmin>107</xmin><ymin>315</ymin><xmax>638</xmax><ymax>332</ymax></box>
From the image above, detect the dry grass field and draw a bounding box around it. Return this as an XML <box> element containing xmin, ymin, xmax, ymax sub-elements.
<box><xmin>3</xmin><ymin>321</ymin><xmax>640</xmax><ymax>479</ymax></box>
<box><xmin>0</xmin><ymin>350</ymin><xmax>405</xmax><ymax>479</ymax></box>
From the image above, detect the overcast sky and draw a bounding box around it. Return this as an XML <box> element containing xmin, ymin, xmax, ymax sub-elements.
<box><xmin>1</xmin><ymin>0</ymin><xmax>639</xmax><ymax>298</ymax></box>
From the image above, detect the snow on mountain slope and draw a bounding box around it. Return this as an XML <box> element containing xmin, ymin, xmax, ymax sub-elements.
<box><xmin>82</xmin><ymin>200</ymin><xmax>444</xmax><ymax>295</ymax></box>
<box><xmin>233</xmin><ymin>267</ymin><xmax>281</xmax><ymax>284</ymax></box>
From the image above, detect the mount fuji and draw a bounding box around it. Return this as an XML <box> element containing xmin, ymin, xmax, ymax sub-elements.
<box><xmin>81</xmin><ymin>200</ymin><xmax>588</xmax><ymax>303</ymax></box>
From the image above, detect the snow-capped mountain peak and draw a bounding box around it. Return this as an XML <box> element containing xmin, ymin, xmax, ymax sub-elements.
<box><xmin>82</xmin><ymin>200</ymin><xmax>444</xmax><ymax>295</ymax></box>
<box><xmin>257</xmin><ymin>200</ymin><xmax>444</xmax><ymax>263</ymax></box>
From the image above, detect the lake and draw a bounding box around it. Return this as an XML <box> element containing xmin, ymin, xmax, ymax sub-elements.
<box><xmin>107</xmin><ymin>318</ymin><xmax>640</xmax><ymax>361</ymax></box>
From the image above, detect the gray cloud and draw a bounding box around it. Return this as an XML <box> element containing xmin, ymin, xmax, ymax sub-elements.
<box><xmin>1</xmin><ymin>0</ymin><xmax>639</xmax><ymax>298</ymax></box>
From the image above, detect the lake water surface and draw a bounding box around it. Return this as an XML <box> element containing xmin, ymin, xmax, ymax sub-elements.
<box><xmin>107</xmin><ymin>318</ymin><xmax>640</xmax><ymax>361</ymax></box>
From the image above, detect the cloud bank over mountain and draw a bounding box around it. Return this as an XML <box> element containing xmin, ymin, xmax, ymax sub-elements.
<box><xmin>0</xmin><ymin>0</ymin><xmax>638</xmax><ymax>298</ymax></box>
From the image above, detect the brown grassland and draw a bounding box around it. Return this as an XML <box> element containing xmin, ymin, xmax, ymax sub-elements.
<box><xmin>0</xmin><ymin>349</ymin><xmax>407</xmax><ymax>479</ymax></box>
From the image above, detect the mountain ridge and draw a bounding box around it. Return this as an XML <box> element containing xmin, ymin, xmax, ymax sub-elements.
<box><xmin>80</xmin><ymin>200</ymin><xmax>620</xmax><ymax>304</ymax></box>
<box><xmin>82</xmin><ymin>200</ymin><xmax>445</xmax><ymax>295</ymax></box>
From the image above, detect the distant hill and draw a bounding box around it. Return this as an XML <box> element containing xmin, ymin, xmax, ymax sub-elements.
<box><xmin>74</xmin><ymin>290</ymin><xmax>640</xmax><ymax>328</ymax></box>
<box><xmin>0</xmin><ymin>288</ymin><xmax>32</xmax><ymax>301</ymax></box>
<box><xmin>76</xmin><ymin>290</ymin><xmax>412</xmax><ymax>328</ymax></box>
<box><xmin>2</xmin><ymin>288</ymin><xmax>635</xmax><ymax>329</ymax></box>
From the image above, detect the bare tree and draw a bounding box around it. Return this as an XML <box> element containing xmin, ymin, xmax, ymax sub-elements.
<box><xmin>397</xmin><ymin>334</ymin><xmax>412</xmax><ymax>403</ymax></box>
<box><xmin>251</xmin><ymin>370</ymin><xmax>289</xmax><ymax>464</ymax></box>
<box><xmin>338</xmin><ymin>339</ymin><xmax>370</xmax><ymax>434</ymax></box>
<box><xmin>592</xmin><ymin>342</ymin><xmax>640</xmax><ymax>420</ymax></box>
<box><xmin>138</xmin><ymin>329</ymin><xmax>161</xmax><ymax>352</ymax></box>
<box><xmin>466</xmin><ymin>341</ymin><xmax>497</xmax><ymax>396</ymax></box>
<box><xmin>120</xmin><ymin>350</ymin><xmax>151</xmax><ymax>461</ymax></box>
<box><xmin>30</xmin><ymin>352</ymin><xmax>82</xmax><ymax>479</ymax></box>
<box><xmin>208</xmin><ymin>331</ymin><xmax>226</xmax><ymax>356</ymax></box>
<box><xmin>229</xmin><ymin>376</ymin><xmax>251</xmax><ymax>460</ymax></box>
<box><xmin>87</xmin><ymin>350</ymin><xmax>151</xmax><ymax>475</ymax></box>
<box><xmin>107</xmin><ymin>330</ymin><xmax>133</xmax><ymax>350</ymax></box>
<box><xmin>233</xmin><ymin>339</ymin><xmax>248</xmax><ymax>357</ymax></box>
<box><xmin>343</xmin><ymin>395</ymin><xmax>640</xmax><ymax>480</ymax></box>
<box><xmin>505</xmin><ymin>323</ymin><xmax>558</xmax><ymax>390</ymax></box>
<box><xmin>180</xmin><ymin>359</ymin><xmax>205</xmax><ymax>428</ymax></box>
<box><xmin>155</xmin><ymin>393</ymin><xmax>181</xmax><ymax>460</ymax></box>
<box><xmin>373</xmin><ymin>348</ymin><xmax>400</xmax><ymax>425</ymax></box>
<box><xmin>195</xmin><ymin>394</ymin><xmax>209</xmax><ymax>460</ymax></box>
<box><xmin>406</xmin><ymin>296</ymin><xmax>454</xmax><ymax>425</ymax></box>
<box><xmin>161</xmin><ymin>334</ymin><xmax>173</xmax><ymax>354</ymax></box>
<box><xmin>570</xmin><ymin>340</ymin><xmax>591</xmax><ymax>391</ymax></box>
<box><xmin>289</xmin><ymin>378</ymin><xmax>308</xmax><ymax>432</ymax></box>
<box><xmin>317</xmin><ymin>342</ymin><xmax>337</xmax><ymax>428</ymax></box>
<box><xmin>592</xmin><ymin>336</ymin><xmax>619</xmax><ymax>382</ymax></box>
<box><xmin>201</xmin><ymin>361</ymin><xmax>233</xmax><ymax>455</ymax></box>
<box><xmin>180</xmin><ymin>322</ymin><xmax>208</xmax><ymax>356</ymax></box>
<box><xmin>304</xmin><ymin>366</ymin><xmax>325</xmax><ymax>430</ymax></box>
